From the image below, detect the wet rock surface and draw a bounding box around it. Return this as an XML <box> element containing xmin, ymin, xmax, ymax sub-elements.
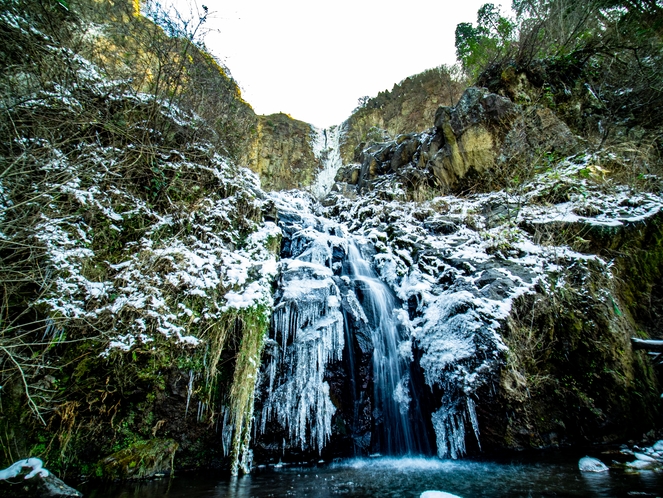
<box><xmin>0</xmin><ymin>460</ymin><xmax>81</xmax><ymax>498</ymax></box>
<box><xmin>0</xmin><ymin>474</ymin><xmax>82</xmax><ymax>498</ymax></box>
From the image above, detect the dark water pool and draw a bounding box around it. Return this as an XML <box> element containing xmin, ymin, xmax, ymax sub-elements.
<box><xmin>78</xmin><ymin>453</ymin><xmax>663</xmax><ymax>498</ymax></box>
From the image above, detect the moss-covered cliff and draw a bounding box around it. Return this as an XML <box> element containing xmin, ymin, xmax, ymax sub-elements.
<box><xmin>0</xmin><ymin>0</ymin><xmax>278</xmax><ymax>479</ymax></box>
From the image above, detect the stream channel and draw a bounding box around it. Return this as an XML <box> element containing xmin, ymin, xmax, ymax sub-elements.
<box><xmin>78</xmin><ymin>450</ymin><xmax>663</xmax><ymax>497</ymax></box>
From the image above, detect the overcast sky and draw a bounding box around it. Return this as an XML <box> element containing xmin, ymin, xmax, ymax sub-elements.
<box><xmin>164</xmin><ymin>0</ymin><xmax>493</xmax><ymax>128</ymax></box>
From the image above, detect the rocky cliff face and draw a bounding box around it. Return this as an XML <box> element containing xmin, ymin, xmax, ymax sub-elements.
<box><xmin>340</xmin><ymin>67</ymin><xmax>467</xmax><ymax>164</ymax></box>
<box><xmin>336</xmin><ymin>86</ymin><xmax>578</xmax><ymax>195</ymax></box>
<box><xmin>324</xmin><ymin>82</ymin><xmax>663</xmax><ymax>455</ymax></box>
<box><xmin>241</xmin><ymin>114</ymin><xmax>320</xmax><ymax>191</ymax></box>
<box><xmin>254</xmin><ymin>153</ymin><xmax>662</xmax><ymax>462</ymax></box>
<box><xmin>236</xmin><ymin>67</ymin><xmax>469</xmax><ymax>195</ymax></box>
<box><xmin>71</xmin><ymin>0</ymin><xmax>322</xmax><ymax>193</ymax></box>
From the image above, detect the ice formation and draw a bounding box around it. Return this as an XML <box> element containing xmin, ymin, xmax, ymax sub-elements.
<box><xmin>259</xmin><ymin>193</ymin><xmax>345</xmax><ymax>453</ymax></box>
<box><xmin>259</xmin><ymin>190</ymin><xmax>436</xmax><ymax>455</ymax></box>
<box><xmin>310</xmin><ymin>125</ymin><xmax>345</xmax><ymax>198</ymax></box>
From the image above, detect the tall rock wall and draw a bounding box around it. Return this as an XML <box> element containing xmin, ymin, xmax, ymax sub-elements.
<box><xmin>337</xmin><ymin>86</ymin><xmax>579</xmax><ymax>194</ymax></box>
<box><xmin>241</xmin><ymin>114</ymin><xmax>320</xmax><ymax>191</ymax></box>
<box><xmin>340</xmin><ymin>67</ymin><xmax>467</xmax><ymax>164</ymax></box>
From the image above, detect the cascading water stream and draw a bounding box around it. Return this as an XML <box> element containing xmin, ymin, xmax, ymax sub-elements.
<box><xmin>257</xmin><ymin>192</ymin><xmax>489</xmax><ymax>461</ymax></box>
<box><xmin>344</xmin><ymin>243</ymin><xmax>430</xmax><ymax>455</ymax></box>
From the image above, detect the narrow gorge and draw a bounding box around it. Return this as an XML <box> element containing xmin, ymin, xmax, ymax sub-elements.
<box><xmin>1</xmin><ymin>0</ymin><xmax>662</xmax><ymax>496</ymax></box>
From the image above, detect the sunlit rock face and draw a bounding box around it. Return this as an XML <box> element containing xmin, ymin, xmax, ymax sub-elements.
<box><xmin>242</xmin><ymin>114</ymin><xmax>321</xmax><ymax>191</ymax></box>
<box><xmin>340</xmin><ymin>87</ymin><xmax>578</xmax><ymax>192</ymax></box>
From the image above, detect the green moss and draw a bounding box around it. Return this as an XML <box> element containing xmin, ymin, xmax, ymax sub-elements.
<box><xmin>225</xmin><ymin>305</ymin><xmax>270</xmax><ymax>475</ymax></box>
<box><xmin>94</xmin><ymin>439</ymin><xmax>178</xmax><ymax>480</ymax></box>
<box><xmin>498</xmin><ymin>254</ymin><xmax>660</xmax><ymax>450</ymax></box>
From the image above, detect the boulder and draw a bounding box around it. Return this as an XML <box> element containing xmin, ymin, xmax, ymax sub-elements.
<box><xmin>578</xmin><ymin>456</ymin><xmax>609</xmax><ymax>472</ymax></box>
<box><xmin>634</xmin><ymin>452</ymin><xmax>657</xmax><ymax>462</ymax></box>
<box><xmin>95</xmin><ymin>439</ymin><xmax>178</xmax><ymax>480</ymax></box>
<box><xmin>0</xmin><ymin>459</ymin><xmax>82</xmax><ymax>497</ymax></box>
<box><xmin>0</xmin><ymin>474</ymin><xmax>82</xmax><ymax>498</ymax></box>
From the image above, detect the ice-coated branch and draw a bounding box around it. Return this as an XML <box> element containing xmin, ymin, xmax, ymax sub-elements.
<box><xmin>0</xmin><ymin>458</ymin><xmax>50</xmax><ymax>480</ymax></box>
<box><xmin>631</xmin><ymin>338</ymin><xmax>663</xmax><ymax>352</ymax></box>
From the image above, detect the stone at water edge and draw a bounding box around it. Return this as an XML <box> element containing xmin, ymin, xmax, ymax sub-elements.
<box><xmin>626</xmin><ymin>459</ymin><xmax>659</xmax><ymax>470</ymax></box>
<box><xmin>95</xmin><ymin>438</ymin><xmax>178</xmax><ymax>480</ymax></box>
<box><xmin>634</xmin><ymin>452</ymin><xmax>657</xmax><ymax>462</ymax></box>
<box><xmin>652</xmin><ymin>440</ymin><xmax>663</xmax><ymax>452</ymax></box>
<box><xmin>578</xmin><ymin>456</ymin><xmax>609</xmax><ymax>472</ymax></box>
<box><xmin>420</xmin><ymin>492</ymin><xmax>463</xmax><ymax>498</ymax></box>
<box><xmin>0</xmin><ymin>458</ymin><xmax>82</xmax><ymax>497</ymax></box>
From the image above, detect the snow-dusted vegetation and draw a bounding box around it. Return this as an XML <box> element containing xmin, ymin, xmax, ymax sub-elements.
<box><xmin>1</xmin><ymin>0</ymin><xmax>662</xmax><ymax>487</ymax></box>
<box><xmin>0</xmin><ymin>1</ymin><xmax>278</xmax><ymax>476</ymax></box>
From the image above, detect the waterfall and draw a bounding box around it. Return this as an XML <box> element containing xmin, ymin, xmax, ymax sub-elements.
<box><xmin>344</xmin><ymin>242</ymin><xmax>430</xmax><ymax>455</ymax></box>
<box><xmin>257</xmin><ymin>191</ymin><xmax>433</xmax><ymax>457</ymax></box>
<box><xmin>310</xmin><ymin>124</ymin><xmax>344</xmax><ymax>198</ymax></box>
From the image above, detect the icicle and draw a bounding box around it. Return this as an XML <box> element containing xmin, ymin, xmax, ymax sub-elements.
<box><xmin>431</xmin><ymin>397</ymin><xmax>481</xmax><ymax>459</ymax></box>
<box><xmin>466</xmin><ymin>397</ymin><xmax>481</xmax><ymax>450</ymax></box>
<box><xmin>221</xmin><ymin>408</ymin><xmax>232</xmax><ymax>457</ymax></box>
<box><xmin>185</xmin><ymin>369</ymin><xmax>194</xmax><ymax>417</ymax></box>
<box><xmin>258</xmin><ymin>241</ymin><xmax>344</xmax><ymax>454</ymax></box>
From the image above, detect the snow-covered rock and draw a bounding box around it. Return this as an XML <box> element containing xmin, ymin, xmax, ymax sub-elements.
<box><xmin>634</xmin><ymin>452</ymin><xmax>657</xmax><ymax>462</ymax></box>
<box><xmin>0</xmin><ymin>458</ymin><xmax>81</xmax><ymax>497</ymax></box>
<box><xmin>421</xmin><ymin>491</ymin><xmax>463</xmax><ymax>498</ymax></box>
<box><xmin>626</xmin><ymin>459</ymin><xmax>659</xmax><ymax>470</ymax></box>
<box><xmin>578</xmin><ymin>456</ymin><xmax>609</xmax><ymax>472</ymax></box>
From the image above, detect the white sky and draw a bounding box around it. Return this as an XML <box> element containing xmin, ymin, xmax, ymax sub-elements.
<box><xmin>165</xmin><ymin>0</ymin><xmax>492</xmax><ymax>128</ymax></box>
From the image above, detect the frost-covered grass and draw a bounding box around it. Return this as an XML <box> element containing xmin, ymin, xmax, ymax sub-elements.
<box><xmin>0</xmin><ymin>13</ymin><xmax>277</xmax><ymax>475</ymax></box>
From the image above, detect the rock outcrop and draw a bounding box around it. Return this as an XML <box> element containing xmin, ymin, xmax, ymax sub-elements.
<box><xmin>341</xmin><ymin>67</ymin><xmax>467</xmax><ymax>164</ymax></box>
<box><xmin>339</xmin><ymin>86</ymin><xmax>578</xmax><ymax>193</ymax></box>
<box><xmin>242</xmin><ymin>114</ymin><xmax>320</xmax><ymax>191</ymax></box>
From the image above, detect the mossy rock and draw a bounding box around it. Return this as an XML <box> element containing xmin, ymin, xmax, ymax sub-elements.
<box><xmin>95</xmin><ymin>439</ymin><xmax>178</xmax><ymax>481</ymax></box>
